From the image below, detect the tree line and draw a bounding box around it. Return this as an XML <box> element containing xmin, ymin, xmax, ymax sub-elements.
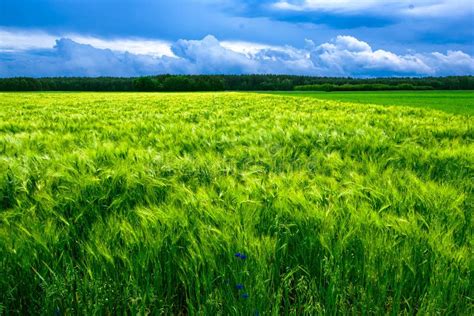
<box><xmin>0</xmin><ymin>75</ymin><xmax>473</xmax><ymax>91</ymax></box>
<box><xmin>294</xmin><ymin>83</ymin><xmax>436</xmax><ymax>92</ymax></box>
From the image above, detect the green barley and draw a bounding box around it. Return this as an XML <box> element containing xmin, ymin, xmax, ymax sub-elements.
<box><xmin>0</xmin><ymin>92</ymin><xmax>472</xmax><ymax>314</ymax></box>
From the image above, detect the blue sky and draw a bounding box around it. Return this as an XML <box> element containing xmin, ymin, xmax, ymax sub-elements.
<box><xmin>0</xmin><ymin>0</ymin><xmax>473</xmax><ymax>77</ymax></box>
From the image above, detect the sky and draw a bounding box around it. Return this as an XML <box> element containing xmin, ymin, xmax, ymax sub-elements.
<box><xmin>0</xmin><ymin>0</ymin><xmax>473</xmax><ymax>77</ymax></box>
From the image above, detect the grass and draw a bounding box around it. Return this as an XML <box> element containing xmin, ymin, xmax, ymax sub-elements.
<box><xmin>0</xmin><ymin>92</ymin><xmax>473</xmax><ymax>314</ymax></box>
<box><xmin>268</xmin><ymin>90</ymin><xmax>474</xmax><ymax>115</ymax></box>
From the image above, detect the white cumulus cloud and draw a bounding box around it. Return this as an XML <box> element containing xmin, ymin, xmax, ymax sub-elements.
<box><xmin>0</xmin><ymin>32</ymin><xmax>473</xmax><ymax>77</ymax></box>
<box><xmin>310</xmin><ymin>35</ymin><xmax>433</xmax><ymax>76</ymax></box>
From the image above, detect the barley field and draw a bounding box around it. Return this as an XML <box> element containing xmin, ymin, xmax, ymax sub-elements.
<box><xmin>0</xmin><ymin>92</ymin><xmax>473</xmax><ymax>314</ymax></box>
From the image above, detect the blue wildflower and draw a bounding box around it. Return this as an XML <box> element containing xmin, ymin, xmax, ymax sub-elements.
<box><xmin>235</xmin><ymin>284</ymin><xmax>244</xmax><ymax>290</ymax></box>
<box><xmin>241</xmin><ymin>293</ymin><xmax>249</xmax><ymax>299</ymax></box>
<box><xmin>235</xmin><ymin>253</ymin><xmax>241</xmax><ymax>258</ymax></box>
<box><xmin>239</xmin><ymin>254</ymin><xmax>247</xmax><ymax>260</ymax></box>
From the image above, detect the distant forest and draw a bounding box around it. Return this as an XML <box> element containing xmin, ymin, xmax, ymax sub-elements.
<box><xmin>0</xmin><ymin>75</ymin><xmax>473</xmax><ymax>91</ymax></box>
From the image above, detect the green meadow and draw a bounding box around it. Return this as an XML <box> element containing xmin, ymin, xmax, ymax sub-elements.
<box><xmin>0</xmin><ymin>92</ymin><xmax>472</xmax><ymax>314</ymax></box>
<box><xmin>271</xmin><ymin>91</ymin><xmax>474</xmax><ymax>115</ymax></box>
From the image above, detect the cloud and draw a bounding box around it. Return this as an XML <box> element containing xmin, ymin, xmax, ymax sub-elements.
<box><xmin>271</xmin><ymin>0</ymin><xmax>473</xmax><ymax>17</ymax></box>
<box><xmin>424</xmin><ymin>51</ymin><xmax>474</xmax><ymax>75</ymax></box>
<box><xmin>1</xmin><ymin>1</ymin><xmax>472</xmax><ymax>56</ymax></box>
<box><xmin>0</xmin><ymin>39</ymin><xmax>177</xmax><ymax>77</ymax></box>
<box><xmin>69</xmin><ymin>36</ymin><xmax>173</xmax><ymax>58</ymax></box>
<box><xmin>272</xmin><ymin>0</ymin><xmax>392</xmax><ymax>13</ymax></box>
<box><xmin>401</xmin><ymin>1</ymin><xmax>474</xmax><ymax>18</ymax></box>
<box><xmin>0</xmin><ymin>29</ymin><xmax>57</xmax><ymax>52</ymax></box>
<box><xmin>221</xmin><ymin>41</ymin><xmax>285</xmax><ymax>57</ymax></box>
<box><xmin>0</xmin><ymin>34</ymin><xmax>473</xmax><ymax>77</ymax></box>
<box><xmin>309</xmin><ymin>36</ymin><xmax>434</xmax><ymax>76</ymax></box>
<box><xmin>171</xmin><ymin>35</ymin><xmax>258</xmax><ymax>74</ymax></box>
<box><xmin>257</xmin><ymin>0</ymin><xmax>474</xmax><ymax>32</ymax></box>
<box><xmin>0</xmin><ymin>29</ymin><xmax>173</xmax><ymax>57</ymax></box>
